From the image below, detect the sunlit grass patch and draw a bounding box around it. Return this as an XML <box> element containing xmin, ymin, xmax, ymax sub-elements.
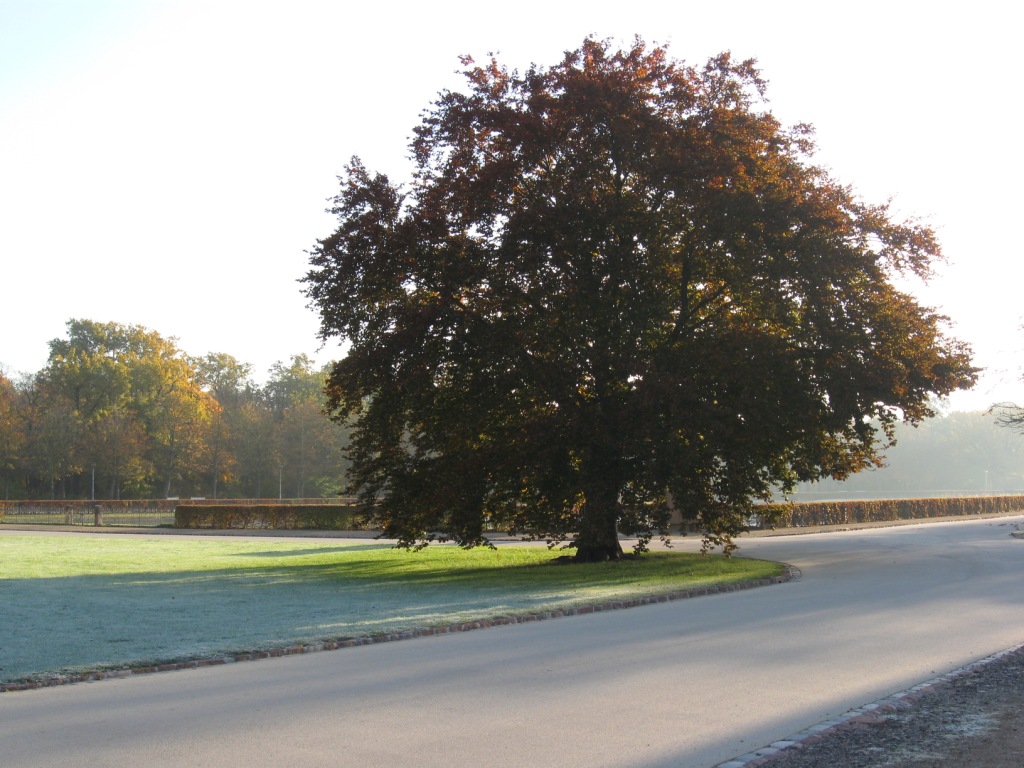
<box><xmin>0</xmin><ymin>535</ymin><xmax>782</xmax><ymax>685</ymax></box>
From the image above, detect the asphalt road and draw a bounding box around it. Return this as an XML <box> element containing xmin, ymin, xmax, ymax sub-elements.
<box><xmin>2</xmin><ymin>517</ymin><xmax>1023</xmax><ymax>768</ymax></box>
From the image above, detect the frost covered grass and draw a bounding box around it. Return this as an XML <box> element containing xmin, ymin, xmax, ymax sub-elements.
<box><xmin>0</xmin><ymin>534</ymin><xmax>781</xmax><ymax>684</ymax></box>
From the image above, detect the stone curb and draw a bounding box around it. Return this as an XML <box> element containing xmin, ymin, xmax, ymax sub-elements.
<box><xmin>0</xmin><ymin>566</ymin><xmax>797</xmax><ymax>694</ymax></box>
<box><xmin>713</xmin><ymin>640</ymin><xmax>1024</xmax><ymax>767</ymax></box>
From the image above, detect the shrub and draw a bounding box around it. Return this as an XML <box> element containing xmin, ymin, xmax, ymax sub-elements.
<box><xmin>754</xmin><ymin>495</ymin><xmax>1024</xmax><ymax>528</ymax></box>
<box><xmin>173</xmin><ymin>504</ymin><xmax>369</xmax><ymax>530</ymax></box>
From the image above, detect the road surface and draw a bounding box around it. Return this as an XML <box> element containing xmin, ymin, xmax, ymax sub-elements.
<box><xmin>2</xmin><ymin>517</ymin><xmax>1023</xmax><ymax>767</ymax></box>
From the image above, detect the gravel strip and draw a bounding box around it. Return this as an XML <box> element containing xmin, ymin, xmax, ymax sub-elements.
<box><xmin>717</xmin><ymin>642</ymin><xmax>1024</xmax><ymax>768</ymax></box>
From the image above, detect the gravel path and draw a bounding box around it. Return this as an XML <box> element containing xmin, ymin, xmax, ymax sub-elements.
<box><xmin>728</xmin><ymin>643</ymin><xmax>1024</xmax><ymax>767</ymax></box>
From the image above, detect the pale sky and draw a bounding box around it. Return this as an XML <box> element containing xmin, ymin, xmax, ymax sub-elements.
<box><xmin>1</xmin><ymin>0</ymin><xmax>1020</xmax><ymax>411</ymax></box>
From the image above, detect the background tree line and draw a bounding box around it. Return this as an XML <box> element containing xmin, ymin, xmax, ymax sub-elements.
<box><xmin>2</xmin><ymin>319</ymin><xmax>1014</xmax><ymax>505</ymax></box>
<box><xmin>0</xmin><ymin>320</ymin><xmax>349</xmax><ymax>500</ymax></box>
<box><xmin>794</xmin><ymin>408</ymin><xmax>1024</xmax><ymax>501</ymax></box>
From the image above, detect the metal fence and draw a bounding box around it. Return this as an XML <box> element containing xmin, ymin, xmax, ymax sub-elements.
<box><xmin>0</xmin><ymin>503</ymin><xmax>176</xmax><ymax>527</ymax></box>
<box><xmin>0</xmin><ymin>499</ymin><xmax>357</xmax><ymax>529</ymax></box>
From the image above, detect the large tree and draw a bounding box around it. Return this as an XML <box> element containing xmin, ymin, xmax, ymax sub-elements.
<box><xmin>195</xmin><ymin>353</ymin><xmax>255</xmax><ymax>498</ymax></box>
<box><xmin>265</xmin><ymin>355</ymin><xmax>350</xmax><ymax>498</ymax></box>
<box><xmin>304</xmin><ymin>38</ymin><xmax>977</xmax><ymax>560</ymax></box>
<box><xmin>41</xmin><ymin>319</ymin><xmax>216</xmax><ymax>498</ymax></box>
<box><xmin>0</xmin><ymin>372</ymin><xmax>27</xmax><ymax>499</ymax></box>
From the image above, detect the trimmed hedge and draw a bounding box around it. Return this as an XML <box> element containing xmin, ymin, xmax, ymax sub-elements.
<box><xmin>755</xmin><ymin>495</ymin><xmax>1024</xmax><ymax>529</ymax></box>
<box><xmin>174</xmin><ymin>504</ymin><xmax>369</xmax><ymax>530</ymax></box>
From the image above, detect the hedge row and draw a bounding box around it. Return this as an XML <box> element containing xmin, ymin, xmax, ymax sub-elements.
<box><xmin>755</xmin><ymin>495</ymin><xmax>1024</xmax><ymax>529</ymax></box>
<box><xmin>7</xmin><ymin>496</ymin><xmax>1023</xmax><ymax>531</ymax></box>
<box><xmin>173</xmin><ymin>504</ymin><xmax>369</xmax><ymax>530</ymax></box>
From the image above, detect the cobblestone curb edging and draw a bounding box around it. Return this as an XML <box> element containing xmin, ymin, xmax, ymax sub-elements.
<box><xmin>714</xmin><ymin>640</ymin><xmax>1024</xmax><ymax>767</ymax></box>
<box><xmin>0</xmin><ymin>565</ymin><xmax>797</xmax><ymax>694</ymax></box>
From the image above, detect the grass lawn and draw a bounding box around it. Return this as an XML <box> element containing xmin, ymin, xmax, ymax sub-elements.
<box><xmin>0</xmin><ymin>533</ymin><xmax>783</xmax><ymax>684</ymax></box>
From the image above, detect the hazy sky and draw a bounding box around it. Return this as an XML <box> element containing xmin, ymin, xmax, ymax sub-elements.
<box><xmin>1</xmin><ymin>1</ymin><xmax>1019</xmax><ymax>411</ymax></box>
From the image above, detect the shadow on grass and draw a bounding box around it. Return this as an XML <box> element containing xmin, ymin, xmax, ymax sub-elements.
<box><xmin>237</xmin><ymin>543</ymin><xmax>396</xmax><ymax>557</ymax></box>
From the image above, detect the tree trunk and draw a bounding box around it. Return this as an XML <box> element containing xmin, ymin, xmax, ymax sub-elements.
<box><xmin>574</xmin><ymin>508</ymin><xmax>624</xmax><ymax>561</ymax></box>
<box><xmin>573</xmin><ymin>456</ymin><xmax>624</xmax><ymax>562</ymax></box>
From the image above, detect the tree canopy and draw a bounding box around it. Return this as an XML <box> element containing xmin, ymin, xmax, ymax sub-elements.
<box><xmin>303</xmin><ymin>37</ymin><xmax>977</xmax><ymax>560</ymax></box>
<box><xmin>1</xmin><ymin>320</ymin><xmax>350</xmax><ymax>501</ymax></box>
